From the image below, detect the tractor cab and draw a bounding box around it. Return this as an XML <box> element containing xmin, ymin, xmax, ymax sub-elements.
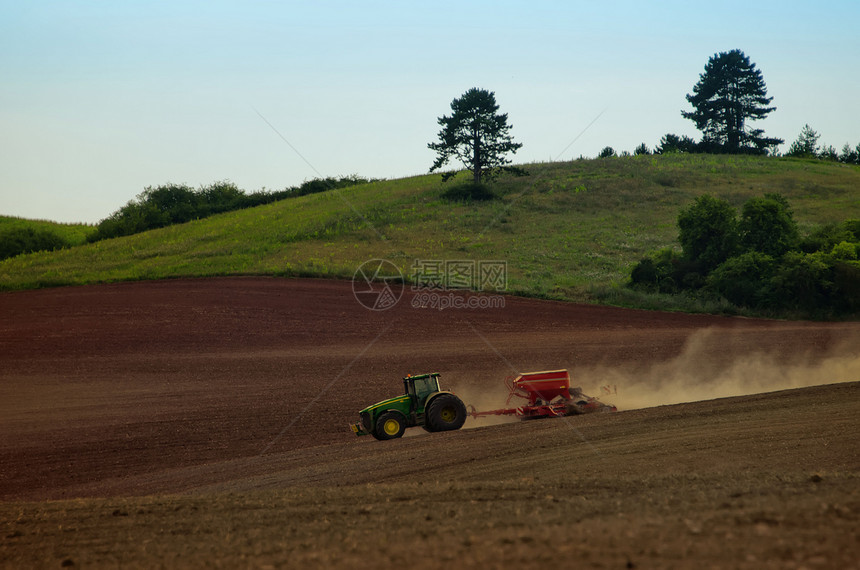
<box><xmin>404</xmin><ymin>373</ymin><xmax>441</xmax><ymax>404</ymax></box>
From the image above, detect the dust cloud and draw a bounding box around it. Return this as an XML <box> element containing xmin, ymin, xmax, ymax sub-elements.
<box><xmin>450</xmin><ymin>377</ymin><xmax>522</xmax><ymax>429</ymax></box>
<box><xmin>574</xmin><ymin>328</ymin><xmax>860</xmax><ymax>411</ymax></box>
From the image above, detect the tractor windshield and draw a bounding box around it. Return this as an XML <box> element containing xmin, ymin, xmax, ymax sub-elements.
<box><xmin>409</xmin><ymin>375</ymin><xmax>440</xmax><ymax>400</ymax></box>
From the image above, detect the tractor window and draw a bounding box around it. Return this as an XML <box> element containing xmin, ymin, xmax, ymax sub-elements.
<box><xmin>412</xmin><ymin>376</ymin><xmax>440</xmax><ymax>399</ymax></box>
<box><xmin>414</xmin><ymin>378</ymin><xmax>429</xmax><ymax>399</ymax></box>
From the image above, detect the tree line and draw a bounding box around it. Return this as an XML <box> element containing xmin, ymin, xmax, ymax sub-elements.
<box><xmin>86</xmin><ymin>176</ymin><xmax>377</xmax><ymax>242</ymax></box>
<box><xmin>429</xmin><ymin>49</ymin><xmax>859</xmax><ymax>179</ymax></box>
<box><xmin>0</xmin><ymin>176</ymin><xmax>376</xmax><ymax>260</ymax></box>
<box><xmin>630</xmin><ymin>194</ymin><xmax>860</xmax><ymax>317</ymax></box>
<box><xmin>596</xmin><ymin>131</ymin><xmax>860</xmax><ymax>163</ymax></box>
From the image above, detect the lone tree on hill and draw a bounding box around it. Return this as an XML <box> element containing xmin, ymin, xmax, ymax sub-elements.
<box><xmin>428</xmin><ymin>88</ymin><xmax>523</xmax><ymax>184</ymax></box>
<box><xmin>683</xmin><ymin>49</ymin><xmax>782</xmax><ymax>154</ymax></box>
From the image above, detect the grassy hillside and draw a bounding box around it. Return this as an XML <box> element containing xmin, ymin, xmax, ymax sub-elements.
<box><xmin>1</xmin><ymin>155</ymin><xmax>859</xmax><ymax>309</ymax></box>
<box><xmin>0</xmin><ymin>216</ymin><xmax>92</xmax><ymax>246</ymax></box>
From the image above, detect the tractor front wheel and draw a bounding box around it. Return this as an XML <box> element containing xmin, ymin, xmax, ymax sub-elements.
<box><xmin>373</xmin><ymin>411</ymin><xmax>407</xmax><ymax>440</ymax></box>
<box><xmin>426</xmin><ymin>394</ymin><xmax>467</xmax><ymax>432</ymax></box>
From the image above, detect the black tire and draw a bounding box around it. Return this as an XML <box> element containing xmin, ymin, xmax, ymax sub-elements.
<box><xmin>425</xmin><ymin>394</ymin><xmax>467</xmax><ymax>432</ymax></box>
<box><xmin>373</xmin><ymin>411</ymin><xmax>407</xmax><ymax>440</ymax></box>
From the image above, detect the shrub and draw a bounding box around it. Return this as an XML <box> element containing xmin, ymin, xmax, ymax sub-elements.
<box><xmin>838</xmin><ymin>143</ymin><xmax>860</xmax><ymax>165</ymax></box>
<box><xmin>88</xmin><ymin>176</ymin><xmax>379</xmax><ymax>242</ymax></box>
<box><xmin>139</xmin><ymin>183</ymin><xmax>199</xmax><ymax>224</ymax></box>
<box><xmin>677</xmin><ymin>194</ymin><xmax>740</xmax><ymax>274</ymax></box>
<box><xmin>440</xmin><ymin>182</ymin><xmax>496</xmax><ymax>202</ymax></box>
<box><xmin>598</xmin><ymin>146</ymin><xmax>617</xmax><ymax>158</ymax></box>
<box><xmin>630</xmin><ymin>194</ymin><xmax>860</xmax><ymax>317</ymax></box>
<box><xmin>785</xmin><ymin>124</ymin><xmax>820</xmax><ymax>158</ymax></box>
<box><xmin>832</xmin><ymin>260</ymin><xmax>860</xmax><ymax>312</ymax></box>
<box><xmin>843</xmin><ymin>219</ymin><xmax>860</xmax><ymax>240</ymax></box>
<box><xmin>633</xmin><ymin>143</ymin><xmax>651</xmax><ymax>155</ymax></box>
<box><xmin>630</xmin><ymin>258</ymin><xmax>658</xmax><ymax>287</ymax></box>
<box><xmin>198</xmin><ymin>181</ymin><xmax>246</xmax><ymax>216</ymax></box>
<box><xmin>0</xmin><ymin>227</ymin><xmax>69</xmax><ymax>260</ymax></box>
<box><xmin>820</xmin><ymin>145</ymin><xmax>839</xmax><ymax>161</ymax></box>
<box><xmin>655</xmin><ymin>133</ymin><xmax>698</xmax><ymax>154</ymax></box>
<box><xmin>768</xmin><ymin>252</ymin><xmax>833</xmax><ymax>312</ymax></box>
<box><xmin>630</xmin><ymin>248</ymin><xmax>700</xmax><ymax>293</ymax></box>
<box><xmin>739</xmin><ymin>193</ymin><xmax>798</xmax><ymax>256</ymax></box>
<box><xmin>831</xmin><ymin>241</ymin><xmax>858</xmax><ymax>260</ymax></box>
<box><xmin>708</xmin><ymin>252</ymin><xmax>776</xmax><ymax>307</ymax></box>
<box><xmin>798</xmin><ymin>223</ymin><xmax>852</xmax><ymax>254</ymax></box>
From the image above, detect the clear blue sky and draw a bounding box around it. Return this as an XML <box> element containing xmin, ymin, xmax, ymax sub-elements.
<box><xmin>2</xmin><ymin>0</ymin><xmax>858</xmax><ymax>223</ymax></box>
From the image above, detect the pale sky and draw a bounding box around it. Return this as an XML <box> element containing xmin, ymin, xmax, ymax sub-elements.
<box><xmin>2</xmin><ymin>0</ymin><xmax>858</xmax><ymax>223</ymax></box>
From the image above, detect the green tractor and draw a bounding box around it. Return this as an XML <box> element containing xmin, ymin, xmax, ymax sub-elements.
<box><xmin>350</xmin><ymin>373</ymin><xmax>468</xmax><ymax>440</ymax></box>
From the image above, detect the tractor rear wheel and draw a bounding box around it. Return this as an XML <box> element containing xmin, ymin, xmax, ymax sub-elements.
<box><xmin>373</xmin><ymin>411</ymin><xmax>407</xmax><ymax>440</ymax></box>
<box><xmin>426</xmin><ymin>394</ymin><xmax>467</xmax><ymax>432</ymax></box>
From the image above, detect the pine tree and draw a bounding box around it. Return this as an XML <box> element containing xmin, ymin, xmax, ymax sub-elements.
<box><xmin>634</xmin><ymin>143</ymin><xmax>651</xmax><ymax>155</ymax></box>
<box><xmin>428</xmin><ymin>88</ymin><xmax>523</xmax><ymax>184</ymax></box>
<box><xmin>839</xmin><ymin>143</ymin><xmax>860</xmax><ymax>165</ymax></box>
<box><xmin>655</xmin><ymin>133</ymin><xmax>697</xmax><ymax>154</ymax></box>
<box><xmin>786</xmin><ymin>124</ymin><xmax>821</xmax><ymax>157</ymax></box>
<box><xmin>683</xmin><ymin>49</ymin><xmax>782</xmax><ymax>154</ymax></box>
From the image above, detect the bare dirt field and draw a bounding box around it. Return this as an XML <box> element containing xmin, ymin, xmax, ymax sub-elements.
<box><xmin>1</xmin><ymin>277</ymin><xmax>858</xmax><ymax>568</ymax></box>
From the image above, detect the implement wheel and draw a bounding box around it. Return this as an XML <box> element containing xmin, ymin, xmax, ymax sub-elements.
<box><xmin>373</xmin><ymin>411</ymin><xmax>407</xmax><ymax>440</ymax></box>
<box><xmin>426</xmin><ymin>394</ymin><xmax>467</xmax><ymax>432</ymax></box>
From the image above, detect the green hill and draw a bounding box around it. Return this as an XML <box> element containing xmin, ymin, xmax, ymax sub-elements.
<box><xmin>0</xmin><ymin>216</ymin><xmax>92</xmax><ymax>246</ymax></box>
<box><xmin>1</xmin><ymin>155</ymin><xmax>858</xmax><ymax>311</ymax></box>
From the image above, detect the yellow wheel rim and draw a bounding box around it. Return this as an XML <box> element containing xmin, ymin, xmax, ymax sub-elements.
<box><xmin>440</xmin><ymin>407</ymin><xmax>456</xmax><ymax>422</ymax></box>
<box><xmin>383</xmin><ymin>419</ymin><xmax>400</xmax><ymax>436</ymax></box>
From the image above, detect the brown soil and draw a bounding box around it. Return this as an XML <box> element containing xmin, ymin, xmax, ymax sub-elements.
<box><xmin>1</xmin><ymin>277</ymin><xmax>858</xmax><ymax>568</ymax></box>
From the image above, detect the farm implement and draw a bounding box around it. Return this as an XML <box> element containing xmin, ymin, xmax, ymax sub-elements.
<box><xmin>467</xmin><ymin>369</ymin><xmax>617</xmax><ymax>419</ymax></box>
<box><xmin>350</xmin><ymin>369</ymin><xmax>615</xmax><ymax>441</ymax></box>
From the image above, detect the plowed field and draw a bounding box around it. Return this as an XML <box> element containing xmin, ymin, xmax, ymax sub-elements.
<box><xmin>1</xmin><ymin>278</ymin><xmax>858</xmax><ymax>568</ymax></box>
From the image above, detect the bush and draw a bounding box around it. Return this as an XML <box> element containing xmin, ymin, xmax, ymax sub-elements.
<box><xmin>440</xmin><ymin>182</ymin><xmax>496</xmax><ymax>202</ymax></box>
<box><xmin>831</xmin><ymin>241</ymin><xmax>858</xmax><ymax>260</ymax></box>
<box><xmin>88</xmin><ymin>176</ymin><xmax>379</xmax><ymax>242</ymax></box>
<box><xmin>832</xmin><ymin>260</ymin><xmax>860</xmax><ymax>312</ymax></box>
<box><xmin>739</xmin><ymin>193</ymin><xmax>798</xmax><ymax>256</ymax></box>
<box><xmin>634</xmin><ymin>143</ymin><xmax>651</xmax><ymax>155</ymax></box>
<box><xmin>785</xmin><ymin>124</ymin><xmax>820</xmax><ymax>158</ymax></box>
<box><xmin>598</xmin><ymin>146</ymin><xmax>617</xmax><ymax>158</ymax></box>
<box><xmin>0</xmin><ymin>227</ymin><xmax>69</xmax><ymax>260</ymax></box>
<box><xmin>677</xmin><ymin>194</ymin><xmax>740</xmax><ymax>273</ymax></box>
<box><xmin>630</xmin><ymin>258</ymin><xmax>658</xmax><ymax>287</ymax></box>
<box><xmin>768</xmin><ymin>252</ymin><xmax>833</xmax><ymax>313</ymax></box>
<box><xmin>843</xmin><ymin>219</ymin><xmax>860</xmax><ymax>240</ymax></box>
<box><xmin>799</xmin><ymin>219</ymin><xmax>860</xmax><ymax>254</ymax></box>
<box><xmin>630</xmin><ymin>194</ymin><xmax>860</xmax><ymax>317</ymax></box>
<box><xmin>838</xmin><ymin>143</ymin><xmax>860</xmax><ymax>165</ymax></box>
<box><xmin>198</xmin><ymin>181</ymin><xmax>247</xmax><ymax>216</ymax></box>
<box><xmin>655</xmin><ymin>133</ymin><xmax>698</xmax><ymax>154</ymax></box>
<box><xmin>630</xmin><ymin>248</ymin><xmax>701</xmax><ymax>293</ymax></box>
<box><xmin>708</xmin><ymin>252</ymin><xmax>776</xmax><ymax>307</ymax></box>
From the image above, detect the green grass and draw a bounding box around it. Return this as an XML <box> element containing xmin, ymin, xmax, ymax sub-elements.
<box><xmin>2</xmin><ymin>155</ymin><xmax>859</xmax><ymax>310</ymax></box>
<box><xmin>0</xmin><ymin>216</ymin><xmax>93</xmax><ymax>246</ymax></box>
